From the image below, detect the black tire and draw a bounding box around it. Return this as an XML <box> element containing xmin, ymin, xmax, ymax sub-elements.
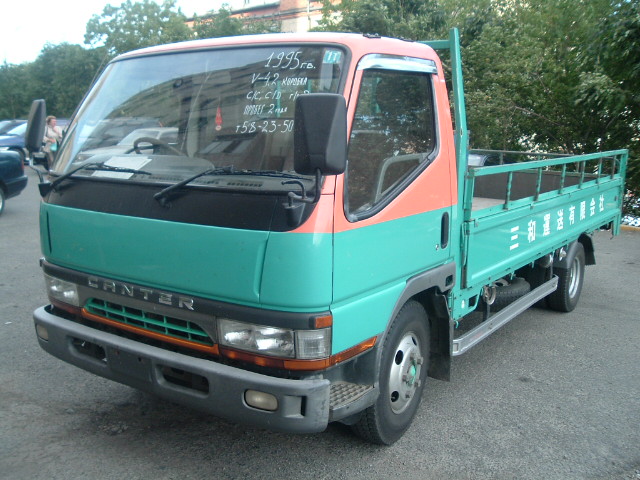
<box><xmin>492</xmin><ymin>277</ymin><xmax>531</xmax><ymax>310</ymax></box>
<box><xmin>547</xmin><ymin>243</ymin><xmax>585</xmax><ymax>312</ymax></box>
<box><xmin>351</xmin><ymin>301</ymin><xmax>429</xmax><ymax>445</ymax></box>
<box><xmin>0</xmin><ymin>188</ymin><xmax>5</xmax><ymax>216</ymax></box>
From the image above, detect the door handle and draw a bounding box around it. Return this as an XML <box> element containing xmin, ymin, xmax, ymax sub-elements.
<box><xmin>441</xmin><ymin>212</ymin><xmax>449</xmax><ymax>248</ymax></box>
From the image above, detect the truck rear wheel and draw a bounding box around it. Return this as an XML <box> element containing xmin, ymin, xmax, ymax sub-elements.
<box><xmin>548</xmin><ymin>243</ymin><xmax>585</xmax><ymax>312</ymax></box>
<box><xmin>351</xmin><ymin>301</ymin><xmax>429</xmax><ymax>445</ymax></box>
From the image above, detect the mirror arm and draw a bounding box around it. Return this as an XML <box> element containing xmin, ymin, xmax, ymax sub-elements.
<box><xmin>282</xmin><ymin>169</ymin><xmax>322</xmax><ymax>227</ymax></box>
<box><xmin>28</xmin><ymin>164</ymin><xmax>46</xmax><ymax>184</ymax></box>
<box><xmin>283</xmin><ymin>168</ymin><xmax>322</xmax><ymax>205</ymax></box>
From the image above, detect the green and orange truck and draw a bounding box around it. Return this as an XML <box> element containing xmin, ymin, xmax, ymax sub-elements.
<box><xmin>27</xmin><ymin>29</ymin><xmax>627</xmax><ymax>444</ymax></box>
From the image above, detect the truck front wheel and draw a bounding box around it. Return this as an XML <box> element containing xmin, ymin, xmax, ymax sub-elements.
<box><xmin>351</xmin><ymin>301</ymin><xmax>430</xmax><ymax>445</ymax></box>
<box><xmin>548</xmin><ymin>242</ymin><xmax>585</xmax><ymax>312</ymax></box>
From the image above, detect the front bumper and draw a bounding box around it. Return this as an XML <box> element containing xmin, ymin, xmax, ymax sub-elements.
<box><xmin>34</xmin><ymin>306</ymin><xmax>331</xmax><ymax>433</ymax></box>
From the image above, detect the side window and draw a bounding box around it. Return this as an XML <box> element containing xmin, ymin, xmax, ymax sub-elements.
<box><xmin>346</xmin><ymin>69</ymin><xmax>436</xmax><ymax>216</ymax></box>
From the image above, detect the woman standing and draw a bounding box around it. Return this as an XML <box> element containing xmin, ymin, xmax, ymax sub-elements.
<box><xmin>43</xmin><ymin>116</ymin><xmax>62</xmax><ymax>169</ymax></box>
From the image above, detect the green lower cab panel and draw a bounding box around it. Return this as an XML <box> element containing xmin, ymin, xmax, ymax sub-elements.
<box><xmin>331</xmin><ymin>208</ymin><xmax>452</xmax><ymax>354</ymax></box>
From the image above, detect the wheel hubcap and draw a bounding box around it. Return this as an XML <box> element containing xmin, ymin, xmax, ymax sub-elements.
<box><xmin>568</xmin><ymin>257</ymin><xmax>581</xmax><ymax>298</ymax></box>
<box><xmin>388</xmin><ymin>332</ymin><xmax>423</xmax><ymax>414</ymax></box>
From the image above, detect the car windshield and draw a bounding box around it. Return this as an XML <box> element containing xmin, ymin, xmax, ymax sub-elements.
<box><xmin>6</xmin><ymin>123</ymin><xmax>27</xmax><ymax>136</ymax></box>
<box><xmin>54</xmin><ymin>44</ymin><xmax>346</xmax><ymax>189</ymax></box>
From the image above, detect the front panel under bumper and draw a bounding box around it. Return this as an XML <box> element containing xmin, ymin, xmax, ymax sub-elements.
<box><xmin>33</xmin><ymin>306</ymin><xmax>331</xmax><ymax>433</ymax></box>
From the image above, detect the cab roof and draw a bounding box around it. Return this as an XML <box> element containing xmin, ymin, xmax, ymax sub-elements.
<box><xmin>115</xmin><ymin>32</ymin><xmax>438</xmax><ymax>64</ymax></box>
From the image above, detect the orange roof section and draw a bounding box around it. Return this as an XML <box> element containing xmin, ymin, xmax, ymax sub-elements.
<box><xmin>115</xmin><ymin>32</ymin><xmax>438</xmax><ymax>64</ymax></box>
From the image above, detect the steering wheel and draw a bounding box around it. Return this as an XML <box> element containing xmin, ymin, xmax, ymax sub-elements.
<box><xmin>125</xmin><ymin>136</ymin><xmax>184</xmax><ymax>156</ymax></box>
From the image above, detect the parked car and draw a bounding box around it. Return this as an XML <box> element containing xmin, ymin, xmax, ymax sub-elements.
<box><xmin>0</xmin><ymin>149</ymin><xmax>27</xmax><ymax>216</ymax></box>
<box><xmin>0</xmin><ymin>122</ymin><xmax>29</xmax><ymax>164</ymax></box>
<box><xmin>0</xmin><ymin>119</ymin><xmax>26</xmax><ymax>135</ymax></box>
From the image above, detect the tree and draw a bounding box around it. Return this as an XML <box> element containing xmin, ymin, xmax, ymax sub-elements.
<box><xmin>314</xmin><ymin>0</ymin><xmax>446</xmax><ymax>40</ymax></box>
<box><xmin>191</xmin><ymin>4</ymin><xmax>280</xmax><ymax>39</ymax></box>
<box><xmin>30</xmin><ymin>44</ymin><xmax>107</xmax><ymax>117</ymax></box>
<box><xmin>0</xmin><ymin>62</ymin><xmax>32</xmax><ymax>119</ymax></box>
<box><xmin>192</xmin><ymin>6</ymin><xmax>244</xmax><ymax>38</ymax></box>
<box><xmin>0</xmin><ymin>44</ymin><xmax>104</xmax><ymax>119</ymax></box>
<box><xmin>314</xmin><ymin>0</ymin><xmax>638</xmax><ymax>213</ymax></box>
<box><xmin>84</xmin><ymin>0</ymin><xmax>193</xmax><ymax>58</ymax></box>
<box><xmin>461</xmin><ymin>0</ymin><xmax>613</xmax><ymax>153</ymax></box>
<box><xmin>579</xmin><ymin>0</ymin><xmax>640</xmax><ymax>210</ymax></box>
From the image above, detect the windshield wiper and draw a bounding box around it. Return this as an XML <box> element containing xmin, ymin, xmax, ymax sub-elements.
<box><xmin>153</xmin><ymin>167</ymin><xmax>309</xmax><ymax>207</ymax></box>
<box><xmin>231</xmin><ymin>169</ymin><xmax>305</xmax><ymax>180</ymax></box>
<box><xmin>38</xmin><ymin>162</ymin><xmax>152</xmax><ymax>197</ymax></box>
<box><xmin>153</xmin><ymin>165</ymin><xmax>235</xmax><ymax>207</ymax></box>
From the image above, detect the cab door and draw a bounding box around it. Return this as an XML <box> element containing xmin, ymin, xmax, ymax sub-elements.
<box><xmin>330</xmin><ymin>54</ymin><xmax>454</xmax><ymax>353</ymax></box>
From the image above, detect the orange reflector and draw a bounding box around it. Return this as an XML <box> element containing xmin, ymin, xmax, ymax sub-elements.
<box><xmin>50</xmin><ymin>299</ymin><xmax>83</xmax><ymax>317</ymax></box>
<box><xmin>313</xmin><ymin>314</ymin><xmax>333</xmax><ymax>329</ymax></box>
<box><xmin>330</xmin><ymin>336</ymin><xmax>377</xmax><ymax>365</ymax></box>
<box><xmin>220</xmin><ymin>336</ymin><xmax>378</xmax><ymax>371</ymax></box>
<box><xmin>220</xmin><ymin>347</ymin><xmax>288</xmax><ymax>369</ymax></box>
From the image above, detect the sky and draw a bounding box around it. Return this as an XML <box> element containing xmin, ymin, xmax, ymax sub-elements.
<box><xmin>0</xmin><ymin>0</ymin><xmax>245</xmax><ymax>65</ymax></box>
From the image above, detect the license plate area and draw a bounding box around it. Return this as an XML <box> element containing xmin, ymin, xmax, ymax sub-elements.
<box><xmin>106</xmin><ymin>347</ymin><xmax>152</xmax><ymax>382</ymax></box>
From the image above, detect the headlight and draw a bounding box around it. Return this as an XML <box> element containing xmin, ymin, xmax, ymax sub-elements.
<box><xmin>219</xmin><ymin>319</ymin><xmax>295</xmax><ymax>357</ymax></box>
<box><xmin>0</xmin><ymin>147</ymin><xmax>9</xmax><ymax>151</ymax></box>
<box><xmin>218</xmin><ymin>319</ymin><xmax>331</xmax><ymax>359</ymax></box>
<box><xmin>44</xmin><ymin>274</ymin><xmax>80</xmax><ymax>306</ymax></box>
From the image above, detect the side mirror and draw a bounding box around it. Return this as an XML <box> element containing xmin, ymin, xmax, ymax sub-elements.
<box><xmin>25</xmin><ymin>99</ymin><xmax>47</xmax><ymax>154</ymax></box>
<box><xmin>293</xmin><ymin>93</ymin><xmax>347</xmax><ymax>176</ymax></box>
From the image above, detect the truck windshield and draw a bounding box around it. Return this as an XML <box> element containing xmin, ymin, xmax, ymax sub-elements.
<box><xmin>54</xmin><ymin>44</ymin><xmax>346</xmax><ymax>188</ymax></box>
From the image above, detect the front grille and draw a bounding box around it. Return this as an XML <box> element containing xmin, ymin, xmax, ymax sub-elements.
<box><xmin>85</xmin><ymin>298</ymin><xmax>213</xmax><ymax>346</ymax></box>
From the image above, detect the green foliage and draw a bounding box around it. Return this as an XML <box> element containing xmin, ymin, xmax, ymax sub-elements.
<box><xmin>313</xmin><ymin>0</ymin><xmax>639</xmax><ymax>211</ymax></box>
<box><xmin>580</xmin><ymin>0</ymin><xmax>640</xmax><ymax>201</ymax></box>
<box><xmin>191</xmin><ymin>5</ymin><xmax>280</xmax><ymax>39</ymax></box>
<box><xmin>315</xmin><ymin>0</ymin><xmax>446</xmax><ymax>39</ymax></box>
<box><xmin>30</xmin><ymin>44</ymin><xmax>107</xmax><ymax>118</ymax></box>
<box><xmin>0</xmin><ymin>62</ymin><xmax>32</xmax><ymax>119</ymax></box>
<box><xmin>0</xmin><ymin>44</ymin><xmax>105</xmax><ymax>119</ymax></box>
<box><xmin>84</xmin><ymin>0</ymin><xmax>193</xmax><ymax>57</ymax></box>
<box><xmin>192</xmin><ymin>6</ymin><xmax>244</xmax><ymax>38</ymax></box>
